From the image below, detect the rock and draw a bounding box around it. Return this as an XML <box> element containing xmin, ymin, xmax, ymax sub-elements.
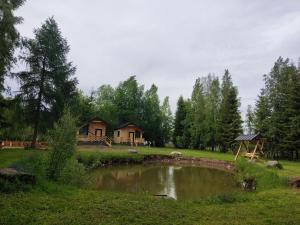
<box><xmin>170</xmin><ymin>151</ymin><xmax>183</xmax><ymax>158</ymax></box>
<box><xmin>0</xmin><ymin>168</ymin><xmax>35</xmax><ymax>184</ymax></box>
<box><xmin>289</xmin><ymin>178</ymin><xmax>300</xmax><ymax>188</ymax></box>
<box><xmin>241</xmin><ymin>178</ymin><xmax>256</xmax><ymax>191</ymax></box>
<box><xmin>128</xmin><ymin>149</ymin><xmax>138</xmax><ymax>154</ymax></box>
<box><xmin>265</xmin><ymin>160</ymin><xmax>283</xmax><ymax>169</ymax></box>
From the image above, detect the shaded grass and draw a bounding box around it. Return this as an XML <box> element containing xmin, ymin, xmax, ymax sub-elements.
<box><xmin>0</xmin><ymin>149</ymin><xmax>45</xmax><ymax>168</ymax></box>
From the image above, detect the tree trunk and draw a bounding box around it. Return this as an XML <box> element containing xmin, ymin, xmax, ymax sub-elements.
<box><xmin>31</xmin><ymin>63</ymin><xmax>46</xmax><ymax>148</ymax></box>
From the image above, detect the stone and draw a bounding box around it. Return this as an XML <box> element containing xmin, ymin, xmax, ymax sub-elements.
<box><xmin>0</xmin><ymin>168</ymin><xmax>35</xmax><ymax>184</ymax></box>
<box><xmin>289</xmin><ymin>178</ymin><xmax>300</xmax><ymax>188</ymax></box>
<box><xmin>170</xmin><ymin>151</ymin><xmax>183</xmax><ymax>158</ymax></box>
<box><xmin>241</xmin><ymin>178</ymin><xmax>256</xmax><ymax>191</ymax></box>
<box><xmin>128</xmin><ymin>149</ymin><xmax>138</xmax><ymax>154</ymax></box>
<box><xmin>265</xmin><ymin>160</ymin><xmax>283</xmax><ymax>169</ymax></box>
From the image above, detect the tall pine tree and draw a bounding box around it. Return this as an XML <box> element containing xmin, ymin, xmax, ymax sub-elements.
<box><xmin>217</xmin><ymin>70</ymin><xmax>242</xmax><ymax>152</ymax></box>
<box><xmin>16</xmin><ymin>17</ymin><xmax>77</xmax><ymax>147</ymax></box>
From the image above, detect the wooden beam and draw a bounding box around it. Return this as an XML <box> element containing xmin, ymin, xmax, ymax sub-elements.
<box><xmin>235</xmin><ymin>142</ymin><xmax>243</xmax><ymax>161</ymax></box>
<box><xmin>251</xmin><ymin>140</ymin><xmax>259</xmax><ymax>161</ymax></box>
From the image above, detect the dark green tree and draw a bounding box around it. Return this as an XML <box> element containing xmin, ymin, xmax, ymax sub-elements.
<box><xmin>173</xmin><ymin>96</ymin><xmax>188</xmax><ymax>148</ymax></box>
<box><xmin>217</xmin><ymin>70</ymin><xmax>242</xmax><ymax>152</ymax></box>
<box><xmin>141</xmin><ymin>84</ymin><xmax>164</xmax><ymax>146</ymax></box>
<box><xmin>114</xmin><ymin>76</ymin><xmax>144</xmax><ymax>125</ymax></box>
<box><xmin>0</xmin><ymin>0</ymin><xmax>25</xmax><ymax>134</ymax></box>
<box><xmin>0</xmin><ymin>0</ymin><xmax>25</xmax><ymax>91</ymax></box>
<box><xmin>94</xmin><ymin>85</ymin><xmax>118</xmax><ymax>134</ymax></box>
<box><xmin>16</xmin><ymin>17</ymin><xmax>77</xmax><ymax>147</ymax></box>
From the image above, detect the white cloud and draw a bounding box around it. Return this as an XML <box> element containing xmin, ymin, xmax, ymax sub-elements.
<box><xmin>13</xmin><ymin>0</ymin><xmax>300</xmax><ymax>114</ymax></box>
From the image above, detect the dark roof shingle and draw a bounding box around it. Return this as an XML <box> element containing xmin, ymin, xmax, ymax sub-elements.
<box><xmin>235</xmin><ymin>133</ymin><xmax>262</xmax><ymax>141</ymax></box>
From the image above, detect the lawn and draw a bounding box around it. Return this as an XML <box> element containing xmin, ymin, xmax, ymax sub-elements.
<box><xmin>0</xmin><ymin>146</ymin><xmax>299</xmax><ymax>225</ymax></box>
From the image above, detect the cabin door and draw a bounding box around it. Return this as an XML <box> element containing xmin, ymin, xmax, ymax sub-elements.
<box><xmin>95</xmin><ymin>129</ymin><xmax>103</xmax><ymax>137</ymax></box>
<box><xmin>129</xmin><ymin>132</ymin><xmax>135</xmax><ymax>143</ymax></box>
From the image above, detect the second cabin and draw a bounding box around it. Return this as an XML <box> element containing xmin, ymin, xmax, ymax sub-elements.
<box><xmin>114</xmin><ymin>122</ymin><xmax>144</xmax><ymax>146</ymax></box>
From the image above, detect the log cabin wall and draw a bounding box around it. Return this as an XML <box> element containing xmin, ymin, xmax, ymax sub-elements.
<box><xmin>114</xmin><ymin>124</ymin><xmax>144</xmax><ymax>144</ymax></box>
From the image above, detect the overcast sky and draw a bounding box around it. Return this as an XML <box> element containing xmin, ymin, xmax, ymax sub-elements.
<box><xmin>14</xmin><ymin>0</ymin><xmax>300</xmax><ymax>115</ymax></box>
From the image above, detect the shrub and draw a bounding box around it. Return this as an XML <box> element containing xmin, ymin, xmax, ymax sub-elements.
<box><xmin>47</xmin><ymin>108</ymin><xmax>77</xmax><ymax>181</ymax></box>
<box><xmin>58</xmin><ymin>158</ymin><xmax>88</xmax><ymax>187</ymax></box>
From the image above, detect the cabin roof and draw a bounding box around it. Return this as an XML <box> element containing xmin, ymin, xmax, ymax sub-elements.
<box><xmin>235</xmin><ymin>133</ymin><xmax>262</xmax><ymax>141</ymax></box>
<box><xmin>78</xmin><ymin>117</ymin><xmax>108</xmax><ymax>128</ymax></box>
<box><xmin>114</xmin><ymin>122</ymin><xmax>142</xmax><ymax>130</ymax></box>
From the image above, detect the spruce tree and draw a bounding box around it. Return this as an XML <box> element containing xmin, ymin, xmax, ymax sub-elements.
<box><xmin>173</xmin><ymin>96</ymin><xmax>187</xmax><ymax>148</ymax></box>
<box><xmin>217</xmin><ymin>70</ymin><xmax>242</xmax><ymax>152</ymax></box>
<box><xmin>16</xmin><ymin>17</ymin><xmax>77</xmax><ymax>147</ymax></box>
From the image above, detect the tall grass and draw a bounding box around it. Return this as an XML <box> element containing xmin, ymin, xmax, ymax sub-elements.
<box><xmin>235</xmin><ymin>158</ymin><xmax>288</xmax><ymax>191</ymax></box>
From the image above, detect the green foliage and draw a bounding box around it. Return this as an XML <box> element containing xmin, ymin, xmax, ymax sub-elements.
<box><xmin>16</xmin><ymin>17</ymin><xmax>77</xmax><ymax>147</ymax></box>
<box><xmin>174</xmin><ymin>72</ymin><xmax>242</xmax><ymax>151</ymax></box>
<box><xmin>0</xmin><ymin>0</ymin><xmax>25</xmax><ymax>91</ymax></box>
<box><xmin>94</xmin><ymin>85</ymin><xmax>118</xmax><ymax>131</ymax></box>
<box><xmin>235</xmin><ymin>158</ymin><xmax>287</xmax><ymax>191</ymax></box>
<box><xmin>204</xmin><ymin>76</ymin><xmax>221</xmax><ymax>150</ymax></box>
<box><xmin>160</xmin><ymin>97</ymin><xmax>173</xmax><ymax>144</ymax></box>
<box><xmin>245</xmin><ymin>105</ymin><xmax>254</xmax><ymax>134</ymax></box>
<box><xmin>190</xmin><ymin>78</ymin><xmax>207</xmax><ymax>149</ymax></box>
<box><xmin>58</xmin><ymin>157</ymin><xmax>88</xmax><ymax>187</ymax></box>
<box><xmin>141</xmin><ymin>84</ymin><xmax>164</xmax><ymax>146</ymax></box>
<box><xmin>217</xmin><ymin>70</ymin><xmax>242</xmax><ymax>152</ymax></box>
<box><xmin>173</xmin><ymin>96</ymin><xmax>188</xmax><ymax>148</ymax></box>
<box><xmin>254</xmin><ymin>57</ymin><xmax>300</xmax><ymax>159</ymax></box>
<box><xmin>114</xmin><ymin>76</ymin><xmax>144</xmax><ymax>124</ymax></box>
<box><xmin>47</xmin><ymin>108</ymin><xmax>77</xmax><ymax>181</ymax></box>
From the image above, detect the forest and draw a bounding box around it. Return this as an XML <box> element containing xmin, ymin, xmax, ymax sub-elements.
<box><xmin>1</xmin><ymin>0</ymin><xmax>300</xmax><ymax>160</ymax></box>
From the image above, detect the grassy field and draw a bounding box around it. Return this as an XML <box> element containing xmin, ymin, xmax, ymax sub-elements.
<box><xmin>0</xmin><ymin>146</ymin><xmax>299</xmax><ymax>225</ymax></box>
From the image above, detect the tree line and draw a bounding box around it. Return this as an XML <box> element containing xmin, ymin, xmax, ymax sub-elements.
<box><xmin>173</xmin><ymin>71</ymin><xmax>242</xmax><ymax>152</ymax></box>
<box><xmin>246</xmin><ymin>57</ymin><xmax>300</xmax><ymax>160</ymax></box>
<box><xmin>0</xmin><ymin>1</ymin><xmax>299</xmax><ymax>159</ymax></box>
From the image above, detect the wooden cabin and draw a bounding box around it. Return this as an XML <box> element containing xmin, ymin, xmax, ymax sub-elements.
<box><xmin>77</xmin><ymin>117</ymin><xmax>111</xmax><ymax>147</ymax></box>
<box><xmin>114</xmin><ymin>122</ymin><xmax>144</xmax><ymax>146</ymax></box>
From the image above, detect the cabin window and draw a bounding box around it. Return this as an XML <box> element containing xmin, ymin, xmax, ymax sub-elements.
<box><xmin>79</xmin><ymin>125</ymin><xmax>89</xmax><ymax>135</ymax></box>
<box><xmin>117</xmin><ymin>131</ymin><xmax>120</xmax><ymax>137</ymax></box>
<box><xmin>135</xmin><ymin>131</ymin><xmax>141</xmax><ymax>138</ymax></box>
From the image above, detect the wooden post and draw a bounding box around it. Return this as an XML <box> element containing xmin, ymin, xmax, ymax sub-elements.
<box><xmin>235</xmin><ymin>142</ymin><xmax>243</xmax><ymax>161</ymax></box>
<box><xmin>251</xmin><ymin>140</ymin><xmax>259</xmax><ymax>161</ymax></box>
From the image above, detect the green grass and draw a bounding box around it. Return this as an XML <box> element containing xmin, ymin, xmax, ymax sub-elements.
<box><xmin>0</xmin><ymin>147</ymin><xmax>300</xmax><ymax>225</ymax></box>
<box><xmin>0</xmin><ymin>149</ymin><xmax>46</xmax><ymax>168</ymax></box>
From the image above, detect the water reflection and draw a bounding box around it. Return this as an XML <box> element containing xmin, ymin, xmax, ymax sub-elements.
<box><xmin>90</xmin><ymin>164</ymin><xmax>238</xmax><ymax>200</ymax></box>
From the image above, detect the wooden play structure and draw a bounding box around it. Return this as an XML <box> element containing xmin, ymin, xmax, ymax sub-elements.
<box><xmin>234</xmin><ymin>134</ymin><xmax>265</xmax><ymax>161</ymax></box>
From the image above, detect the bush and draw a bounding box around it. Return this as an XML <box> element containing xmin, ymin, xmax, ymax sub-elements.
<box><xmin>58</xmin><ymin>158</ymin><xmax>88</xmax><ymax>187</ymax></box>
<box><xmin>47</xmin><ymin>108</ymin><xmax>77</xmax><ymax>180</ymax></box>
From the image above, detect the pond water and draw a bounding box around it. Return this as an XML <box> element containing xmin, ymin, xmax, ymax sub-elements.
<box><xmin>90</xmin><ymin>164</ymin><xmax>238</xmax><ymax>200</ymax></box>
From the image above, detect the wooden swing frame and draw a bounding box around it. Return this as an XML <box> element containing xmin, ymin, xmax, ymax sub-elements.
<box><xmin>234</xmin><ymin>134</ymin><xmax>265</xmax><ymax>161</ymax></box>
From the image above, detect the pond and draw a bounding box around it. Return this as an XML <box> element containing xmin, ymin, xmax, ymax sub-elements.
<box><xmin>90</xmin><ymin>164</ymin><xmax>239</xmax><ymax>200</ymax></box>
